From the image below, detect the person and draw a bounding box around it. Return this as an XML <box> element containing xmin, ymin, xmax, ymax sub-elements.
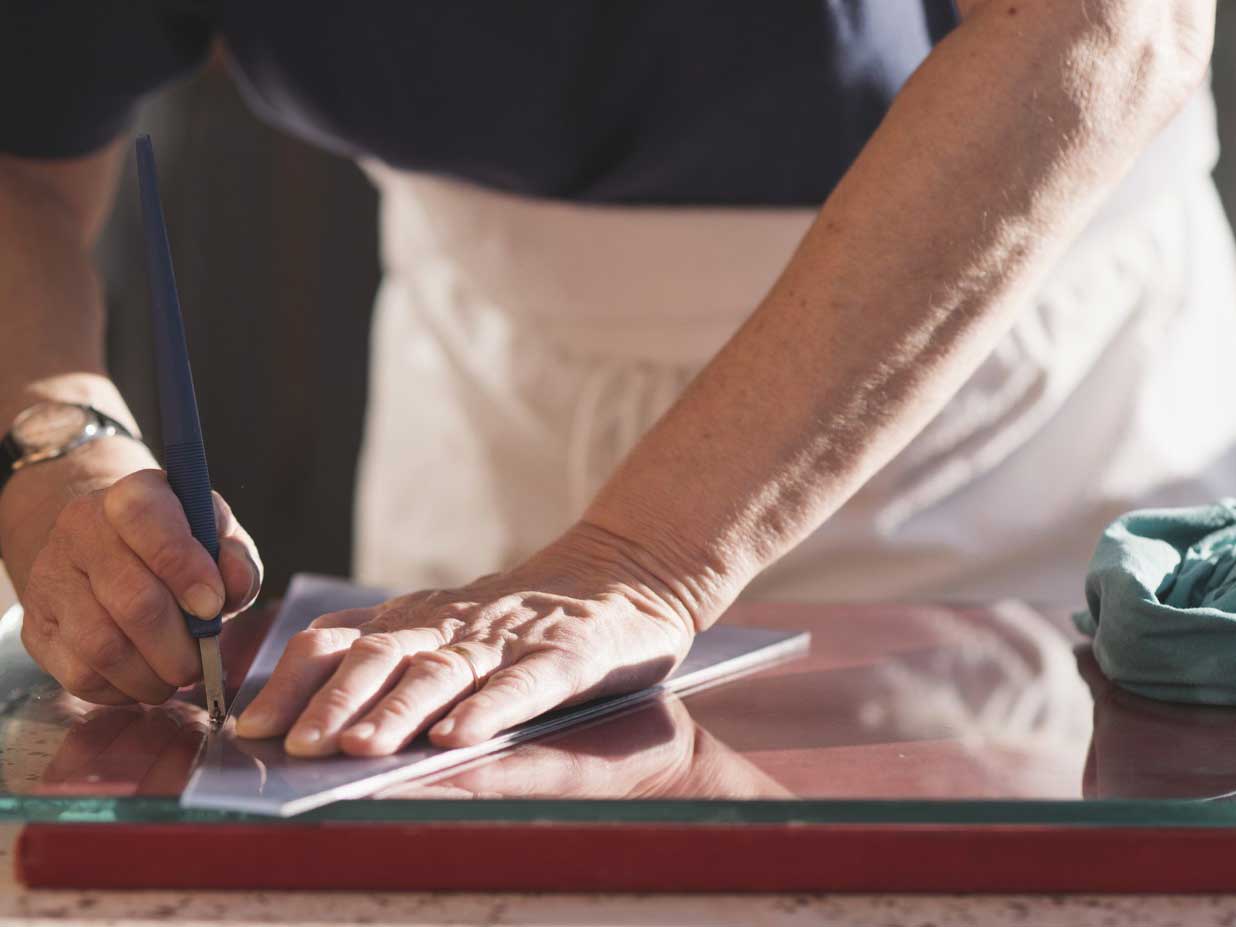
<box><xmin>0</xmin><ymin>1</ymin><xmax>1221</xmax><ymax>758</ymax></box>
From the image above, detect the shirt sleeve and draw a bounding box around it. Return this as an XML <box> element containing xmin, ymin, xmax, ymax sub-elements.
<box><xmin>0</xmin><ymin>0</ymin><xmax>213</xmax><ymax>158</ymax></box>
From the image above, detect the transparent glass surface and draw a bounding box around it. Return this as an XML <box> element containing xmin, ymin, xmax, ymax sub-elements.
<box><xmin>6</xmin><ymin>586</ymin><xmax>1236</xmax><ymax>827</ymax></box>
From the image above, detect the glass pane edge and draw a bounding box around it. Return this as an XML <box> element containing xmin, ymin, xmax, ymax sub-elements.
<box><xmin>6</xmin><ymin>797</ymin><xmax>1236</xmax><ymax>828</ymax></box>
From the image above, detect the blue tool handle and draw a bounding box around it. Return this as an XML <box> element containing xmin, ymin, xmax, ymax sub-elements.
<box><xmin>136</xmin><ymin>135</ymin><xmax>205</xmax><ymax>448</ymax></box>
<box><xmin>135</xmin><ymin>135</ymin><xmax>223</xmax><ymax>640</ymax></box>
<box><xmin>165</xmin><ymin>441</ymin><xmax>222</xmax><ymax>639</ymax></box>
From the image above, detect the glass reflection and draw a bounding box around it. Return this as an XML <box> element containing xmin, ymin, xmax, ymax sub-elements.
<box><xmin>1079</xmin><ymin>648</ymin><xmax>1236</xmax><ymax>800</ymax></box>
<box><xmin>6</xmin><ymin>694</ymin><xmax>207</xmax><ymax>797</ymax></box>
<box><xmin>383</xmin><ymin>696</ymin><xmax>791</xmax><ymax>800</ymax></box>
<box><xmin>5</xmin><ymin>594</ymin><xmax>1236</xmax><ymax>808</ymax></box>
<box><xmin>683</xmin><ymin>600</ymin><xmax>1094</xmax><ymax>799</ymax></box>
<box><xmin>0</xmin><ymin>598</ymin><xmax>270</xmax><ymax>799</ymax></box>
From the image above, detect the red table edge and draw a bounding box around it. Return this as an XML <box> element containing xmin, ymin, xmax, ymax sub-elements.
<box><xmin>17</xmin><ymin>821</ymin><xmax>1236</xmax><ymax>892</ymax></box>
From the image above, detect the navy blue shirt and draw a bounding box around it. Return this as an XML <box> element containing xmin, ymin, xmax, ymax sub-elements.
<box><xmin>3</xmin><ymin>1</ymin><xmax>957</xmax><ymax>206</ymax></box>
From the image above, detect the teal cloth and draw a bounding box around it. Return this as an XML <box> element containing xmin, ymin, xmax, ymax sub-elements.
<box><xmin>1074</xmin><ymin>499</ymin><xmax>1236</xmax><ymax>705</ymax></box>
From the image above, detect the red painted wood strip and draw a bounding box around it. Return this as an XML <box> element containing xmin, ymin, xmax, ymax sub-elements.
<box><xmin>16</xmin><ymin>822</ymin><xmax>1236</xmax><ymax>893</ymax></box>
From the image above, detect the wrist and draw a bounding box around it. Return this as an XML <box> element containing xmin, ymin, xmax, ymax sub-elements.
<box><xmin>564</xmin><ymin>514</ymin><xmax>750</xmax><ymax>634</ymax></box>
<box><xmin>0</xmin><ymin>374</ymin><xmax>140</xmax><ymax>442</ymax></box>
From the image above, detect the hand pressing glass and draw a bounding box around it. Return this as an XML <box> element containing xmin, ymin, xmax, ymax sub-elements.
<box><xmin>235</xmin><ymin>525</ymin><xmax>704</xmax><ymax>757</ymax></box>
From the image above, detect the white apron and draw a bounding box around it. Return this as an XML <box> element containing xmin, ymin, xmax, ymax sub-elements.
<box><xmin>354</xmin><ymin>89</ymin><xmax>1236</xmax><ymax>607</ymax></box>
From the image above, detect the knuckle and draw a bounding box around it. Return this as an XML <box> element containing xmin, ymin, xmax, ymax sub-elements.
<box><xmin>490</xmin><ymin>593</ymin><xmax>525</xmax><ymax>615</ymax></box>
<box><xmin>84</xmin><ymin>629</ymin><xmax>131</xmax><ymax>671</ymax></box>
<box><xmin>19</xmin><ymin>603</ymin><xmax>54</xmax><ymax>644</ymax></box>
<box><xmin>415</xmin><ymin>649</ymin><xmax>459</xmax><ymax>681</ymax></box>
<box><xmin>377</xmin><ymin>690</ymin><xmax>420</xmax><ymax>718</ymax></box>
<box><xmin>286</xmin><ymin>629</ymin><xmax>318</xmax><ymax>656</ymax></box>
<box><xmin>287</xmin><ymin>627</ymin><xmax>335</xmax><ymax>657</ymax></box>
<box><xmin>29</xmin><ymin>542</ymin><xmax>73</xmax><ymax>589</ymax></box>
<box><xmin>114</xmin><ymin>579</ymin><xmax>168</xmax><ymax>631</ymax></box>
<box><xmin>102</xmin><ymin>474</ymin><xmax>161</xmax><ymax>527</ymax></box>
<box><xmin>312</xmin><ymin>685</ymin><xmax>360</xmax><ymax>716</ymax></box>
<box><xmin>494</xmin><ymin>664</ymin><xmax>537</xmax><ymax>698</ymax></box>
<box><xmin>146</xmin><ymin>539</ymin><xmax>194</xmax><ymax>581</ymax></box>
<box><xmin>62</xmin><ymin>666</ymin><xmax>108</xmax><ymax>696</ymax></box>
<box><xmin>351</xmin><ymin>633</ymin><xmax>403</xmax><ymax>661</ymax></box>
<box><xmin>435</xmin><ymin>601</ymin><xmax>471</xmax><ymax>620</ymax></box>
<box><xmin>434</xmin><ymin>616</ymin><xmax>467</xmax><ymax>642</ymax></box>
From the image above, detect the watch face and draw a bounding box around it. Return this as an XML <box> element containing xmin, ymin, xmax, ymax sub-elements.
<box><xmin>11</xmin><ymin>402</ymin><xmax>92</xmax><ymax>453</ymax></box>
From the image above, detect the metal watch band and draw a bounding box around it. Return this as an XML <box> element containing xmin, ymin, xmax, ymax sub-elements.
<box><xmin>0</xmin><ymin>405</ymin><xmax>138</xmax><ymax>498</ymax></box>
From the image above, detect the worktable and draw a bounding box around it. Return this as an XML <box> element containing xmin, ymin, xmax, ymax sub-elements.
<box><xmin>6</xmin><ymin>587</ymin><xmax>1236</xmax><ymax>922</ymax></box>
<box><xmin>3</xmin><ymin>823</ymin><xmax>1235</xmax><ymax>927</ymax></box>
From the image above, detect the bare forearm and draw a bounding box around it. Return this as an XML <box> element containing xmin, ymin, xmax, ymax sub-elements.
<box><xmin>0</xmin><ymin>141</ymin><xmax>137</xmax><ymax>430</ymax></box>
<box><xmin>0</xmin><ymin>141</ymin><xmax>157</xmax><ymax>585</ymax></box>
<box><xmin>584</xmin><ymin>0</ymin><xmax>1213</xmax><ymax>626</ymax></box>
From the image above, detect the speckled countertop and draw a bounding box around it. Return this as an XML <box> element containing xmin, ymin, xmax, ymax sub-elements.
<box><xmin>6</xmin><ymin>826</ymin><xmax>1236</xmax><ymax>927</ymax></box>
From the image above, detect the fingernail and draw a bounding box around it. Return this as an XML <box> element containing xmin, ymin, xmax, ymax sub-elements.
<box><xmin>235</xmin><ymin>709</ymin><xmax>272</xmax><ymax>736</ymax></box>
<box><xmin>184</xmin><ymin>583</ymin><xmax>223</xmax><ymax>620</ymax></box>
<box><xmin>348</xmin><ymin>723</ymin><xmax>375</xmax><ymax>740</ymax></box>
<box><xmin>289</xmin><ymin>725</ymin><xmax>321</xmax><ymax>746</ymax></box>
<box><xmin>432</xmin><ymin>718</ymin><xmax>455</xmax><ymax>737</ymax></box>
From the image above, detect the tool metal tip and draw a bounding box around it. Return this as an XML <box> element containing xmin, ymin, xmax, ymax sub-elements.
<box><xmin>198</xmin><ymin>635</ymin><xmax>227</xmax><ymax>729</ymax></box>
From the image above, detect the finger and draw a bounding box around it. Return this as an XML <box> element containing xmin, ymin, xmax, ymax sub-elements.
<box><xmin>430</xmin><ymin>651</ymin><xmax>579</xmax><ymax>748</ymax></box>
<box><xmin>21</xmin><ymin>622</ymin><xmax>132</xmax><ymax>706</ymax></box>
<box><xmin>284</xmin><ymin>630</ymin><xmax>441</xmax><ymax>757</ymax></box>
<box><xmin>82</xmin><ymin>545</ymin><xmax>201</xmax><ymax>689</ymax></box>
<box><xmin>101</xmin><ymin>470</ymin><xmax>226</xmax><ymax>622</ymax></box>
<box><xmin>213</xmin><ymin>492</ymin><xmax>263</xmax><ymax>614</ymax></box>
<box><xmin>59</xmin><ymin>582</ymin><xmax>178</xmax><ymax>704</ymax></box>
<box><xmin>340</xmin><ymin>643</ymin><xmax>499</xmax><ymax>757</ymax></box>
<box><xmin>218</xmin><ymin>537</ymin><xmax>261</xmax><ymax>616</ymax></box>
<box><xmin>308</xmin><ymin>606</ymin><xmax>381</xmax><ymax>630</ymax></box>
<box><xmin>234</xmin><ymin>627</ymin><xmax>360</xmax><ymax>738</ymax></box>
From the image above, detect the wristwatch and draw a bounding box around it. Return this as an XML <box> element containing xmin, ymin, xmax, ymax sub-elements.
<box><xmin>0</xmin><ymin>401</ymin><xmax>139</xmax><ymax>496</ymax></box>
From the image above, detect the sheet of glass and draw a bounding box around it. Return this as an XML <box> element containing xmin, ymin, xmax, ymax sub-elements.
<box><xmin>181</xmin><ymin>574</ymin><xmax>809</xmax><ymax>816</ymax></box>
<box><xmin>6</xmin><ymin>576</ymin><xmax>1236</xmax><ymax>828</ymax></box>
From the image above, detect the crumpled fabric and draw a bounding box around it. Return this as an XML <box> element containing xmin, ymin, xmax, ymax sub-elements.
<box><xmin>1074</xmin><ymin>499</ymin><xmax>1236</xmax><ymax>705</ymax></box>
